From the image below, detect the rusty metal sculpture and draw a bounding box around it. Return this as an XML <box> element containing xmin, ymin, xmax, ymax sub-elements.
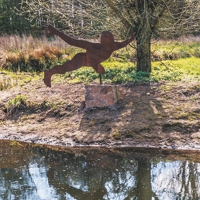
<box><xmin>44</xmin><ymin>25</ymin><xmax>134</xmax><ymax>87</ymax></box>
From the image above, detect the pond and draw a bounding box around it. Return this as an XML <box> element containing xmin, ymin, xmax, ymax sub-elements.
<box><xmin>1</xmin><ymin>140</ymin><xmax>200</xmax><ymax>200</ymax></box>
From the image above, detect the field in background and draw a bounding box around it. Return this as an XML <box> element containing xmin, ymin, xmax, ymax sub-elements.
<box><xmin>0</xmin><ymin>34</ymin><xmax>200</xmax><ymax>90</ymax></box>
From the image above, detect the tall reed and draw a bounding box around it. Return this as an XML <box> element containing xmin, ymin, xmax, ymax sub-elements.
<box><xmin>0</xmin><ymin>34</ymin><xmax>70</xmax><ymax>72</ymax></box>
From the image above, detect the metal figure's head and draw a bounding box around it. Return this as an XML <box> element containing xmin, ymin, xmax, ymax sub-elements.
<box><xmin>101</xmin><ymin>31</ymin><xmax>114</xmax><ymax>45</ymax></box>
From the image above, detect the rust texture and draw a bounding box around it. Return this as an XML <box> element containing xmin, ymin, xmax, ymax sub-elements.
<box><xmin>44</xmin><ymin>25</ymin><xmax>134</xmax><ymax>87</ymax></box>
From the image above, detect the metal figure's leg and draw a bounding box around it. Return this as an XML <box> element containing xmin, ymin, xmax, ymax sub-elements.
<box><xmin>43</xmin><ymin>53</ymin><xmax>86</xmax><ymax>87</ymax></box>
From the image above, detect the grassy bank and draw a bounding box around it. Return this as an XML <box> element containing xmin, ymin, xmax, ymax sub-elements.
<box><xmin>0</xmin><ymin>57</ymin><xmax>199</xmax><ymax>91</ymax></box>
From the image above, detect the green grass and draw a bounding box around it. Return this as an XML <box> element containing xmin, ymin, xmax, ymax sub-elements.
<box><xmin>50</xmin><ymin>57</ymin><xmax>200</xmax><ymax>84</ymax></box>
<box><xmin>152</xmin><ymin>57</ymin><xmax>200</xmax><ymax>81</ymax></box>
<box><xmin>0</xmin><ymin>70</ymin><xmax>41</xmax><ymax>90</ymax></box>
<box><xmin>151</xmin><ymin>38</ymin><xmax>200</xmax><ymax>60</ymax></box>
<box><xmin>1</xmin><ymin>57</ymin><xmax>199</xmax><ymax>88</ymax></box>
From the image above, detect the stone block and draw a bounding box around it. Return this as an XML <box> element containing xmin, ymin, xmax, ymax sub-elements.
<box><xmin>85</xmin><ymin>84</ymin><xmax>120</xmax><ymax>109</ymax></box>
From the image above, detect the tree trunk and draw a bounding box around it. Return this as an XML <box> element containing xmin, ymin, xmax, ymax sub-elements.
<box><xmin>136</xmin><ymin>30</ymin><xmax>151</xmax><ymax>72</ymax></box>
<box><xmin>135</xmin><ymin>158</ymin><xmax>153</xmax><ymax>199</ymax></box>
<box><xmin>136</xmin><ymin>0</ymin><xmax>152</xmax><ymax>73</ymax></box>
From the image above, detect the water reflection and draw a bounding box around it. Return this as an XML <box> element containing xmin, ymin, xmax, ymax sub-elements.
<box><xmin>0</xmin><ymin>141</ymin><xmax>200</xmax><ymax>199</ymax></box>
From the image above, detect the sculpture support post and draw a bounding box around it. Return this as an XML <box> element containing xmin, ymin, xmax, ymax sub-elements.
<box><xmin>99</xmin><ymin>74</ymin><xmax>102</xmax><ymax>85</ymax></box>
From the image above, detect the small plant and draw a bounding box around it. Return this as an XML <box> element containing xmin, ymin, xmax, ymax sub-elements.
<box><xmin>10</xmin><ymin>140</ymin><xmax>24</xmax><ymax>147</ymax></box>
<box><xmin>6</xmin><ymin>95</ymin><xmax>27</xmax><ymax>113</ymax></box>
<box><xmin>0</xmin><ymin>74</ymin><xmax>17</xmax><ymax>90</ymax></box>
<box><xmin>113</xmin><ymin>132</ymin><xmax>121</xmax><ymax>139</ymax></box>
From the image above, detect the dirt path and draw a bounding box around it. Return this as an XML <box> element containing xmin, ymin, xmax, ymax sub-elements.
<box><xmin>0</xmin><ymin>78</ymin><xmax>199</xmax><ymax>150</ymax></box>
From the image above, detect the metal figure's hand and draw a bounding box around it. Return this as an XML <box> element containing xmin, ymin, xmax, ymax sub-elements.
<box><xmin>43</xmin><ymin>24</ymin><xmax>55</xmax><ymax>35</ymax></box>
<box><xmin>43</xmin><ymin>24</ymin><xmax>51</xmax><ymax>35</ymax></box>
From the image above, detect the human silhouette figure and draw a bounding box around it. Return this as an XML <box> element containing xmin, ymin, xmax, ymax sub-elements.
<box><xmin>44</xmin><ymin>24</ymin><xmax>135</xmax><ymax>87</ymax></box>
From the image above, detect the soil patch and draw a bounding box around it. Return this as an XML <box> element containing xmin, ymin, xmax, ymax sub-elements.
<box><xmin>0</xmin><ymin>78</ymin><xmax>199</xmax><ymax>150</ymax></box>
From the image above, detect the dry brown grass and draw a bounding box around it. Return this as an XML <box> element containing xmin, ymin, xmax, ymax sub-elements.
<box><xmin>0</xmin><ymin>34</ymin><xmax>65</xmax><ymax>72</ymax></box>
<box><xmin>0</xmin><ymin>34</ymin><xmax>69</xmax><ymax>52</ymax></box>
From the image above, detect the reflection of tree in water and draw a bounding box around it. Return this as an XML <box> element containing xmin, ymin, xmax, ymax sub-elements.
<box><xmin>1</xmin><ymin>141</ymin><xmax>200</xmax><ymax>199</ymax></box>
<box><xmin>151</xmin><ymin>161</ymin><xmax>200</xmax><ymax>199</ymax></box>
<box><xmin>0</xmin><ymin>155</ymin><xmax>151</xmax><ymax>200</ymax></box>
<box><xmin>35</xmin><ymin>148</ymin><xmax>200</xmax><ymax>199</ymax></box>
<box><xmin>0</xmin><ymin>166</ymin><xmax>41</xmax><ymax>199</ymax></box>
<box><xmin>43</xmin><ymin>149</ymin><xmax>139</xmax><ymax>199</ymax></box>
<box><xmin>0</xmin><ymin>142</ymin><xmax>39</xmax><ymax>199</ymax></box>
<box><xmin>177</xmin><ymin>162</ymin><xmax>199</xmax><ymax>199</ymax></box>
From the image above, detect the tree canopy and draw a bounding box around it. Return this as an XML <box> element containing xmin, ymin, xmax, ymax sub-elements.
<box><xmin>0</xmin><ymin>0</ymin><xmax>32</xmax><ymax>35</ymax></box>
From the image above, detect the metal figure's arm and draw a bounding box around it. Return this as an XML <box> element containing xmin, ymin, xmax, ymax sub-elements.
<box><xmin>113</xmin><ymin>31</ymin><xmax>135</xmax><ymax>50</ymax></box>
<box><xmin>46</xmin><ymin>24</ymin><xmax>91</xmax><ymax>49</ymax></box>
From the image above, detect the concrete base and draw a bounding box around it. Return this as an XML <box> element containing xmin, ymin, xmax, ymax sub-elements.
<box><xmin>85</xmin><ymin>84</ymin><xmax>120</xmax><ymax>109</ymax></box>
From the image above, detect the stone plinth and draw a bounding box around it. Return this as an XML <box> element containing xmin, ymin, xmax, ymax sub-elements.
<box><xmin>85</xmin><ymin>84</ymin><xmax>120</xmax><ymax>109</ymax></box>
